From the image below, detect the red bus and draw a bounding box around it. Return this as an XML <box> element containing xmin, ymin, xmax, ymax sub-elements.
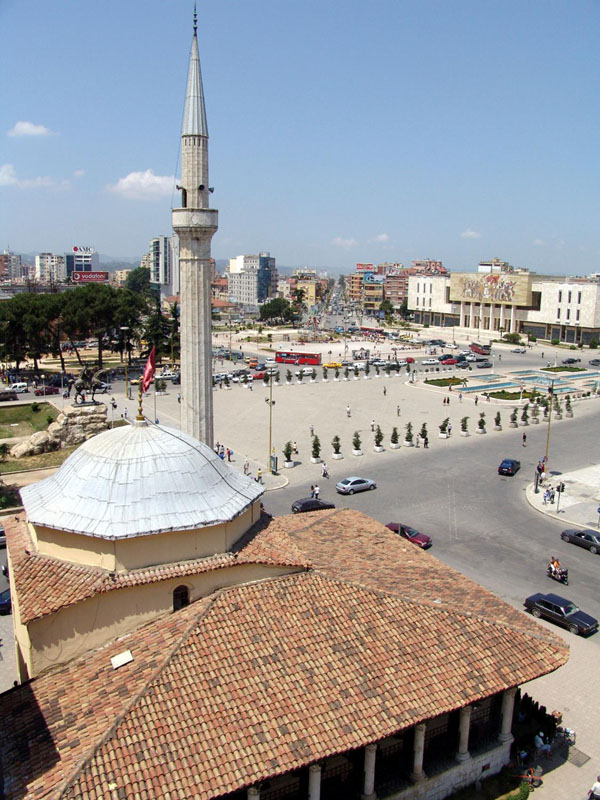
<box><xmin>275</xmin><ymin>350</ymin><xmax>322</xmax><ymax>366</ymax></box>
<box><xmin>360</xmin><ymin>326</ymin><xmax>385</xmax><ymax>336</ymax></box>
<box><xmin>470</xmin><ymin>342</ymin><xmax>492</xmax><ymax>356</ymax></box>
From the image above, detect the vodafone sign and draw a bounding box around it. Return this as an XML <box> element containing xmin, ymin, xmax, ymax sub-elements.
<box><xmin>72</xmin><ymin>271</ymin><xmax>109</xmax><ymax>283</ymax></box>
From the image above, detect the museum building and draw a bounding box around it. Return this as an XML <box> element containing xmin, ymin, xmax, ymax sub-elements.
<box><xmin>409</xmin><ymin>260</ymin><xmax>600</xmax><ymax>345</ymax></box>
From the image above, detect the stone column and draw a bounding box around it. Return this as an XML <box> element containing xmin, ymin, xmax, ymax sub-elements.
<box><xmin>498</xmin><ymin>687</ymin><xmax>517</xmax><ymax>743</ymax></box>
<box><xmin>510</xmin><ymin>304</ymin><xmax>516</xmax><ymax>333</ymax></box>
<box><xmin>499</xmin><ymin>303</ymin><xmax>505</xmax><ymax>332</ymax></box>
<box><xmin>410</xmin><ymin>723</ymin><xmax>427</xmax><ymax>782</ymax></box>
<box><xmin>361</xmin><ymin>743</ymin><xmax>377</xmax><ymax>799</ymax></box>
<box><xmin>308</xmin><ymin>763</ymin><xmax>321</xmax><ymax>800</ymax></box>
<box><xmin>248</xmin><ymin>787</ymin><xmax>260</xmax><ymax>799</ymax></box>
<box><xmin>456</xmin><ymin>706</ymin><xmax>472</xmax><ymax>762</ymax></box>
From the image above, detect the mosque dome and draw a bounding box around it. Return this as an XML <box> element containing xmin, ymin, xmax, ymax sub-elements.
<box><xmin>20</xmin><ymin>421</ymin><xmax>263</xmax><ymax>539</ymax></box>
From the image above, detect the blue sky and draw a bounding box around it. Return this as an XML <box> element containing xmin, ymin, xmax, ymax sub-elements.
<box><xmin>1</xmin><ymin>0</ymin><xmax>599</xmax><ymax>274</ymax></box>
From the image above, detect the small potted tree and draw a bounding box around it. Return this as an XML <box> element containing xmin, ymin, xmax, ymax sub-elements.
<box><xmin>331</xmin><ymin>434</ymin><xmax>343</xmax><ymax>460</ymax></box>
<box><xmin>353</xmin><ymin>365</ymin><xmax>360</xmax><ymax>380</ymax></box>
<box><xmin>364</xmin><ymin>362</ymin><xmax>370</xmax><ymax>380</ymax></box>
<box><xmin>390</xmin><ymin>426</ymin><xmax>400</xmax><ymax>449</ymax></box>
<box><xmin>477</xmin><ymin>411</ymin><xmax>486</xmax><ymax>434</ymax></box>
<box><xmin>155</xmin><ymin>378</ymin><xmax>167</xmax><ymax>395</ymax></box>
<box><xmin>531</xmin><ymin>403</ymin><xmax>540</xmax><ymax>424</ymax></box>
<box><xmin>322</xmin><ymin>366</ymin><xmax>328</xmax><ymax>382</ymax></box>
<box><xmin>263</xmin><ymin>373</ymin><xmax>269</xmax><ymax>387</ymax></box>
<box><xmin>311</xmin><ymin>435</ymin><xmax>321</xmax><ymax>463</ymax></box>
<box><xmin>494</xmin><ymin>411</ymin><xmax>502</xmax><ymax>431</ymax></box>
<box><xmin>439</xmin><ymin>417</ymin><xmax>450</xmax><ymax>439</ymax></box>
<box><xmin>375</xmin><ymin>364</ymin><xmax>380</xmax><ymax>378</ymax></box>
<box><xmin>553</xmin><ymin>396</ymin><xmax>562</xmax><ymax>419</ymax></box>
<box><xmin>542</xmin><ymin>400</ymin><xmax>549</xmax><ymax>419</ymax></box>
<box><xmin>520</xmin><ymin>403</ymin><xmax>529</xmax><ymax>426</ymax></box>
<box><xmin>404</xmin><ymin>421</ymin><xmax>414</xmax><ymax>447</ymax></box>
<box><xmin>283</xmin><ymin>441</ymin><xmax>294</xmax><ymax>468</ymax></box>
<box><xmin>241</xmin><ymin>374</ymin><xmax>248</xmax><ymax>388</ymax></box>
<box><xmin>223</xmin><ymin>375</ymin><xmax>231</xmax><ymax>390</ymax></box>
<box><xmin>460</xmin><ymin>416</ymin><xmax>469</xmax><ymax>437</ymax></box>
<box><xmin>286</xmin><ymin>369</ymin><xmax>293</xmax><ymax>386</ymax></box>
<box><xmin>274</xmin><ymin>370</ymin><xmax>280</xmax><ymax>386</ymax></box>
<box><xmin>297</xmin><ymin>370</ymin><xmax>304</xmax><ymax>384</ymax></box>
<box><xmin>509</xmin><ymin>408</ymin><xmax>518</xmax><ymax>428</ymax></box>
<box><xmin>385</xmin><ymin>364</ymin><xmax>391</xmax><ymax>378</ymax></box>
<box><xmin>334</xmin><ymin>367</ymin><xmax>340</xmax><ymax>382</ymax></box>
<box><xmin>374</xmin><ymin>425</ymin><xmax>384</xmax><ymax>452</ymax></box>
<box><xmin>310</xmin><ymin>368</ymin><xmax>317</xmax><ymax>383</ymax></box>
<box><xmin>420</xmin><ymin>423</ymin><xmax>428</xmax><ymax>444</ymax></box>
<box><xmin>565</xmin><ymin>395</ymin><xmax>573</xmax><ymax>418</ymax></box>
<box><xmin>352</xmin><ymin>430</ymin><xmax>363</xmax><ymax>456</ymax></box>
<box><xmin>344</xmin><ymin>366</ymin><xmax>350</xmax><ymax>381</ymax></box>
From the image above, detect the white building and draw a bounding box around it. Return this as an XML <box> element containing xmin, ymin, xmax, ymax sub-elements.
<box><xmin>0</xmin><ymin>250</ymin><xmax>23</xmax><ymax>281</ymax></box>
<box><xmin>143</xmin><ymin>236</ymin><xmax>180</xmax><ymax>300</ymax></box>
<box><xmin>408</xmin><ymin>265</ymin><xmax>600</xmax><ymax>345</ymax></box>
<box><xmin>35</xmin><ymin>253</ymin><xmax>67</xmax><ymax>283</ymax></box>
<box><xmin>226</xmin><ymin>252</ymin><xmax>277</xmax><ymax>306</ymax></box>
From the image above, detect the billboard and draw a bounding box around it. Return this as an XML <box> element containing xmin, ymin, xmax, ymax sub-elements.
<box><xmin>72</xmin><ymin>246</ymin><xmax>95</xmax><ymax>254</ymax></box>
<box><xmin>72</xmin><ymin>271</ymin><xmax>109</xmax><ymax>283</ymax></box>
<box><xmin>450</xmin><ymin>272</ymin><xmax>532</xmax><ymax>306</ymax></box>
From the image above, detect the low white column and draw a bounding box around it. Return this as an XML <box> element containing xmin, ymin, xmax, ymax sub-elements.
<box><xmin>510</xmin><ymin>304</ymin><xmax>516</xmax><ymax>333</ymax></box>
<box><xmin>456</xmin><ymin>706</ymin><xmax>472</xmax><ymax>762</ymax></box>
<box><xmin>498</xmin><ymin>687</ymin><xmax>517</xmax><ymax>743</ymax></box>
<box><xmin>248</xmin><ymin>787</ymin><xmax>260</xmax><ymax>800</ymax></box>
<box><xmin>361</xmin><ymin>743</ymin><xmax>377</xmax><ymax>799</ymax></box>
<box><xmin>410</xmin><ymin>723</ymin><xmax>427</xmax><ymax>782</ymax></box>
<box><xmin>308</xmin><ymin>763</ymin><xmax>321</xmax><ymax>800</ymax></box>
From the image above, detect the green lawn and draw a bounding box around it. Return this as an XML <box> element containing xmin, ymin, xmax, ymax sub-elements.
<box><xmin>0</xmin><ymin>403</ymin><xmax>59</xmax><ymax>438</ymax></box>
<box><xmin>424</xmin><ymin>377</ymin><xmax>465</xmax><ymax>387</ymax></box>
<box><xmin>0</xmin><ymin>443</ymin><xmax>79</xmax><ymax>474</ymax></box>
<box><xmin>541</xmin><ymin>366</ymin><xmax>585</xmax><ymax>373</ymax></box>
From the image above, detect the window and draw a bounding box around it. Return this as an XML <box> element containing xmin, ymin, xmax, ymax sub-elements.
<box><xmin>558</xmin><ymin>290</ymin><xmax>562</xmax><ymax>302</ymax></box>
<box><xmin>576</xmin><ymin>309</ymin><xmax>580</xmax><ymax>321</ymax></box>
<box><xmin>568</xmin><ymin>291</ymin><xmax>572</xmax><ymax>303</ymax></box>
<box><xmin>416</xmin><ymin>283</ymin><xmax>420</xmax><ymax>293</ymax></box>
<box><xmin>557</xmin><ymin>308</ymin><xmax>561</xmax><ymax>319</ymax></box>
<box><xmin>430</xmin><ymin>283</ymin><xmax>433</xmax><ymax>293</ymax></box>
<box><xmin>578</xmin><ymin>292</ymin><xmax>582</xmax><ymax>304</ymax></box>
<box><xmin>429</xmin><ymin>297</ymin><xmax>432</xmax><ymax>307</ymax></box>
<box><xmin>566</xmin><ymin>309</ymin><xmax>570</xmax><ymax>320</ymax></box>
<box><xmin>173</xmin><ymin>585</ymin><xmax>190</xmax><ymax>612</ymax></box>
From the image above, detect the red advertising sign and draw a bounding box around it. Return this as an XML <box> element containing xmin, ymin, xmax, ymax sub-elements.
<box><xmin>72</xmin><ymin>271</ymin><xmax>109</xmax><ymax>283</ymax></box>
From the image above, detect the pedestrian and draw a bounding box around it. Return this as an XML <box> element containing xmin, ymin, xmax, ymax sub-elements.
<box><xmin>243</xmin><ymin>458</ymin><xmax>249</xmax><ymax>475</ymax></box>
<box><xmin>227</xmin><ymin>448</ymin><xmax>232</xmax><ymax>462</ymax></box>
<box><xmin>396</xmin><ymin>404</ymin><xmax>400</xmax><ymax>417</ymax></box>
<box><xmin>215</xmin><ymin>441</ymin><xmax>220</xmax><ymax>453</ymax></box>
<box><xmin>177</xmin><ymin>392</ymin><xmax>181</xmax><ymax>404</ymax></box>
<box><xmin>249</xmin><ymin>381</ymin><xmax>253</xmax><ymax>391</ymax></box>
<box><xmin>310</xmin><ymin>484</ymin><xmax>315</xmax><ymax>498</ymax></box>
<box><xmin>498</xmin><ymin>354</ymin><xmax>501</xmax><ymax>361</ymax></box>
<box><xmin>423</xmin><ymin>436</ymin><xmax>429</xmax><ymax>449</ymax></box>
<box><xmin>415</xmin><ymin>434</ymin><xmax>420</xmax><ymax>448</ymax></box>
<box><xmin>321</xmin><ymin>462</ymin><xmax>329</xmax><ymax>478</ymax></box>
<box><xmin>383</xmin><ymin>385</ymin><xmax>387</xmax><ymax>396</ymax></box>
<box><xmin>541</xmin><ymin>352</ymin><xmax>544</xmax><ymax>359</ymax></box>
<box><xmin>346</xmin><ymin>405</ymin><xmax>351</xmax><ymax>417</ymax></box>
<box><xmin>522</xmin><ymin>433</ymin><xmax>527</xmax><ymax>447</ymax></box>
<box><xmin>314</xmin><ymin>484</ymin><xmax>320</xmax><ymax>500</ymax></box>
<box><xmin>123</xmin><ymin>407</ymin><xmax>128</xmax><ymax>419</ymax></box>
<box><xmin>256</xmin><ymin>468</ymin><xmax>263</xmax><ymax>484</ymax></box>
<box><xmin>370</xmin><ymin>419</ymin><xmax>376</xmax><ymax>432</ymax></box>
<box><xmin>543</xmin><ymin>489</ymin><xmax>549</xmax><ymax>505</ymax></box>
<box><xmin>588</xmin><ymin>774</ymin><xmax>600</xmax><ymax>799</ymax></box>
<box><xmin>293</xmin><ymin>441</ymin><xmax>298</xmax><ymax>454</ymax></box>
<box><xmin>474</xmin><ymin>395</ymin><xmax>479</xmax><ymax>406</ymax></box>
<box><xmin>218</xmin><ymin>449</ymin><xmax>225</xmax><ymax>460</ymax></box>
<box><xmin>310</xmin><ymin>424</ymin><xmax>314</xmax><ymax>437</ymax></box>
<box><xmin>447</xmin><ymin>422</ymin><xmax>452</xmax><ymax>435</ymax></box>
<box><xmin>459</xmin><ymin>392</ymin><xmax>463</xmax><ymax>402</ymax></box>
<box><xmin>549</xmin><ymin>487</ymin><xmax>555</xmax><ymax>504</ymax></box>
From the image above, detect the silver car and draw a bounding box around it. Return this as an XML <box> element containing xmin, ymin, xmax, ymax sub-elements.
<box><xmin>335</xmin><ymin>476</ymin><xmax>377</xmax><ymax>495</ymax></box>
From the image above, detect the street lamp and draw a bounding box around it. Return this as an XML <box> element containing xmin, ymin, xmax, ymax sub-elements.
<box><xmin>265</xmin><ymin>370</ymin><xmax>276</xmax><ymax>473</ymax></box>
<box><xmin>544</xmin><ymin>379</ymin><xmax>555</xmax><ymax>467</ymax></box>
<box><xmin>120</xmin><ymin>326</ymin><xmax>130</xmax><ymax>400</ymax></box>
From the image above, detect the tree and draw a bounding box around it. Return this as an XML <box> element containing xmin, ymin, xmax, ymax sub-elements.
<box><xmin>125</xmin><ymin>267</ymin><xmax>152</xmax><ymax>297</ymax></box>
<box><xmin>374</xmin><ymin>425</ymin><xmax>384</xmax><ymax>447</ymax></box>
<box><xmin>311</xmin><ymin>435</ymin><xmax>321</xmax><ymax>459</ymax></box>
<box><xmin>283</xmin><ymin>441</ymin><xmax>293</xmax><ymax>462</ymax></box>
<box><xmin>391</xmin><ymin>426</ymin><xmax>399</xmax><ymax>444</ymax></box>
<box><xmin>352</xmin><ymin>431</ymin><xmax>362</xmax><ymax>451</ymax></box>
<box><xmin>260</xmin><ymin>297</ymin><xmax>292</xmax><ymax>323</ymax></box>
<box><xmin>404</xmin><ymin>422</ymin><xmax>413</xmax><ymax>443</ymax></box>
<box><xmin>332</xmin><ymin>435</ymin><xmax>341</xmax><ymax>454</ymax></box>
<box><xmin>380</xmin><ymin>299</ymin><xmax>394</xmax><ymax>317</ymax></box>
<box><xmin>398</xmin><ymin>298</ymin><xmax>409</xmax><ymax>319</ymax></box>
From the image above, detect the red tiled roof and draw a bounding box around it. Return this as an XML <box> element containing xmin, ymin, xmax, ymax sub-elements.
<box><xmin>0</xmin><ymin>510</ymin><xmax>569</xmax><ymax>800</ymax></box>
<box><xmin>6</xmin><ymin>515</ymin><xmax>309</xmax><ymax>625</ymax></box>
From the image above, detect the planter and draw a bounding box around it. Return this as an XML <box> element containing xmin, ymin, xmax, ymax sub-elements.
<box><xmin>156</xmin><ymin>391</ymin><xmax>168</xmax><ymax>396</ymax></box>
<box><xmin>403</xmin><ymin>440</ymin><xmax>414</xmax><ymax>447</ymax></box>
<box><xmin>363</xmin><ymin>375</ymin><xmax>370</xmax><ymax>380</ymax></box>
<box><xmin>476</xmin><ymin>428</ymin><xmax>486</xmax><ymax>434</ymax></box>
<box><xmin>310</xmin><ymin>456</ymin><xmax>321</xmax><ymax>464</ymax></box>
<box><xmin>344</xmin><ymin>377</ymin><xmax>350</xmax><ymax>381</ymax></box>
<box><xmin>374</xmin><ymin>374</ymin><xmax>380</xmax><ymax>379</ymax></box>
<box><xmin>286</xmin><ymin>381</ymin><xmax>292</xmax><ymax>386</ymax></box>
<box><xmin>509</xmin><ymin>422</ymin><xmax>518</xmax><ymax>428</ymax></box>
<box><xmin>519</xmin><ymin>420</ymin><xmax>529</xmax><ymax>426</ymax></box>
<box><xmin>274</xmin><ymin>382</ymin><xmax>280</xmax><ymax>387</ymax></box>
<box><xmin>352</xmin><ymin>449</ymin><xmax>363</xmax><ymax>456</ymax></box>
<box><xmin>333</xmin><ymin>377</ymin><xmax>339</xmax><ymax>382</ymax></box>
<box><xmin>554</xmin><ymin>413</ymin><xmax>563</xmax><ymax>420</ymax></box>
<box><xmin>384</xmin><ymin>373</ymin><xmax>391</xmax><ymax>378</ymax></box>
<box><xmin>354</xmin><ymin>376</ymin><xmax>360</xmax><ymax>381</ymax></box>
<box><xmin>493</xmin><ymin>425</ymin><xmax>502</xmax><ymax>431</ymax></box>
<box><xmin>460</xmin><ymin>431</ymin><xmax>470</xmax><ymax>437</ymax></box>
<box><xmin>374</xmin><ymin>445</ymin><xmax>384</xmax><ymax>453</ymax></box>
<box><xmin>332</xmin><ymin>452</ymin><xmax>343</xmax><ymax>460</ymax></box>
<box><xmin>283</xmin><ymin>461</ymin><xmax>295</xmax><ymax>469</ymax></box>
<box><xmin>438</xmin><ymin>432</ymin><xmax>449</xmax><ymax>439</ymax></box>
<box><xmin>310</xmin><ymin>379</ymin><xmax>317</xmax><ymax>384</ymax></box>
<box><xmin>566</xmin><ymin>411</ymin><xmax>573</xmax><ymax>418</ymax></box>
<box><xmin>531</xmin><ymin>418</ymin><xmax>539</xmax><ymax>424</ymax></box>
<box><xmin>389</xmin><ymin>442</ymin><xmax>401</xmax><ymax>449</ymax></box>
<box><xmin>322</xmin><ymin>378</ymin><xmax>328</xmax><ymax>383</ymax></box>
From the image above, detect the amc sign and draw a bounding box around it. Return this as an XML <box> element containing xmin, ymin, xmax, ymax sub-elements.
<box><xmin>72</xmin><ymin>246</ymin><xmax>94</xmax><ymax>254</ymax></box>
<box><xmin>72</xmin><ymin>271</ymin><xmax>108</xmax><ymax>284</ymax></box>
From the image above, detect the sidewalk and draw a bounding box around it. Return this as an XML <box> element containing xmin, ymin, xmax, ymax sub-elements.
<box><xmin>526</xmin><ymin>465</ymin><xmax>600</xmax><ymax>529</ymax></box>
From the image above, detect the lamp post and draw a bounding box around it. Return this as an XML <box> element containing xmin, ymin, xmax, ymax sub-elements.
<box><xmin>544</xmin><ymin>379</ymin><xmax>555</xmax><ymax>467</ymax></box>
<box><xmin>120</xmin><ymin>326</ymin><xmax>130</xmax><ymax>400</ymax></box>
<box><xmin>265</xmin><ymin>371</ymin><xmax>276</xmax><ymax>473</ymax></box>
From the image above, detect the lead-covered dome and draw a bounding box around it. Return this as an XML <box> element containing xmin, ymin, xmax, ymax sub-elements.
<box><xmin>20</xmin><ymin>421</ymin><xmax>263</xmax><ymax>539</ymax></box>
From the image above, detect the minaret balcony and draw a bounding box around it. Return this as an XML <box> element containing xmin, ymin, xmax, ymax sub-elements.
<box><xmin>172</xmin><ymin>208</ymin><xmax>218</xmax><ymax>232</ymax></box>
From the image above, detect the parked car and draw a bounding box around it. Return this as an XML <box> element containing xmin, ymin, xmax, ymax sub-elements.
<box><xmin>465</xmin><ymin>354</ymin><xmax>478</xmax><ymax>362</ymax></box>
<box><xmin>560</xmin><ymin>528</ymin><xmax>600</xmax><ymax>554</ymax></box>
<box><xmin>385</xmin><ymin>522</ymin><xmax>432</xmax><ymax>549</ymax></box>
<box><xmin>421</xmin><ymin>358</ymin><xmax>439</xmax><ymax>366</ymax></box>
<box><xmin>456</xmin><ymin>361</ymin><xmax>471</xmax><ymax>370</ymax></box>
<box><xmin>0</xmin><ymin>588</ymin><xmax>11</xmax><ymax>615</ymax></box>
<box><xmin>335</xmin><ymin>476</ymin><xmax>376</xmax><ymax>495</ymax></box>
<box><xmin>291</xmin><ymin>498</ymin><xmax>336</xmax><ymax>513</ymax></box>
<box><xmin>442</xmin><ymin>358</ymin><xmax>458</xmax><ymax>365</ymax></box>
<box><xmin>171</xmin><ymin>373</ymin><xmax>180</xmax><ymax>384</ymax></box>
<box><xmin>562</xmin><ymin>357</ymin><xmax>581</xmax><ymax>365</ymax></box>
<box><xmin>511</xmin><ymin>347</ymin><xmax>526</xmax><ymax>354</ymax></box>
<box><xmin>34</xmin><ymin>385</ymin><xmax>60</xmax><ymax>396</ymax></box>
<box><xmin>294</xmin><ymin>367</ymin><xmax>315</xmax><ymax>377</ymax></box>
<box><xmin>524</xmin><ymin>592</ymin><xmax>598</xmax><ymax>636</ymax></box>
<box><xmin>589</xmin><ymin>359</ymin><xmax>600</xmax><ymax>367</ymax></box>
<box><xmin>438</xmin><ymin>354</ymin><xmax>454</xmax><ymax>362</ymax></box>
<box><xmin>498</xmin><ymin>458</ymin><xmax>520</xmax><ymax>476</ymax></box>
<box><xmin>323</xmin><ymin>361</ymin><xmax>342</xmax><ymax>369</ymax></box>
<box><xmin>0</xmin><ymin>524</ymin><xmax>5</xmax><ymax>547</ymax></box>
<box><xmin>476</xmin><ymin>360</ymin><xmax>493</xmax><ymax>369</ymax></box>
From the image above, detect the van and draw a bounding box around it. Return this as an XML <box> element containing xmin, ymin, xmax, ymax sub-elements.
<box><xmin>9</xmin><ymin>383</ymin><xmax>28</xmax><ymax>393</ymax></box>
<box><xmin>265</xmin><ymin>358</ymin><xmax>276</xmax><ymax>366</ymax></box>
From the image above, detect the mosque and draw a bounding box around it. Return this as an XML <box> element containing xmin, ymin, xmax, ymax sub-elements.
<box><xmin>0</xmin><ymin>12</ymin><xmax>567</xmax><ymax>800</ymax></box>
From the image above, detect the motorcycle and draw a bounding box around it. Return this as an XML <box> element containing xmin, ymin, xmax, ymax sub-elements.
<box><xmin>546</xmin><ymin>564</ymin><xmax>568</xmax><ymax>585</ymax></box>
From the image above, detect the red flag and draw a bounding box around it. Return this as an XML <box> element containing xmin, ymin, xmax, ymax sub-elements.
<box><xmin>141</xmin><ymin>346</ymin><xmax>156</xmax><ymax>393</ymax></box>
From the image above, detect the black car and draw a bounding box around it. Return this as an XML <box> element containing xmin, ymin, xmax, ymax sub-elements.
<box><xmin>524</xmin><ymin>592</ymin><xmax>598</xmax><ymax>636</ymax></box>
<box><xmin>291</xmin><ymin>498</ymin><xmax>336</xmax><ymax>514</ymax></box>
<box><xmin>589</xmin><ymin>359</ymin><xmax>600</xmax><ymax>367</ymax></box>
<box><xmin>562</xmin><ymin>357</ymin><xmax>580</xmax><ymax>365</ymax></box>
<box><xmin>561</xmin><ymin>528</ymin><xmax>600</xmax><ymax>554</ymax></box>
<box><xmin>498</xmin><ymin>458</ymin><xmax>520</xmax><ymax>476</ymax></box>
<box><xmin>476</xmin><ymin>360</ymin><xmax>493</xmax><ymax>368</ymax></box>
<box><xmin>0</xmin><ymin>588</ymin><xmax>11</xmax><ymax>615</ymax></box>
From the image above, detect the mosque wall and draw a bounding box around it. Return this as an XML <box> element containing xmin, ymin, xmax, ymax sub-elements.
<box><xmin>24</xmin><ymin>561</ymin><xmax>297</xmax><ymax>679</ymax></box>
<box><xmin>34</xmin><ymin>524</ymin><xmax>117</xmax><ymax>570</ymax></box>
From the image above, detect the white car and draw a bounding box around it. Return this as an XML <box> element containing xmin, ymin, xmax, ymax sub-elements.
<box><xmin>511</xmin><ymin>347</ymin><xmax>526</xmax><ymax>354</ymax></box>
<box><xmin>421</xmin><ymin>358</ymin><xmax>439</xmax><ymax>366</ymax></box>
<box><xmin>465</xmin><ymin>354</ymin><xmax>478</xmax><ymax>362</ymax></box>
<box><xmin>446</xmin><ymin>343</ymin><xmax>458</xmax><ymax>349</ymax></box>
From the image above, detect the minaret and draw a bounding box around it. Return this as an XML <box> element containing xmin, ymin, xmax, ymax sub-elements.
<box><xmin>172</xmin><ymin>6</ymin><xmax>218</xmax><ymax>446</ymax></box>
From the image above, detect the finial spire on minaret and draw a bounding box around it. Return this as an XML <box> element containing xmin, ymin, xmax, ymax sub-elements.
<box><xmin>193</xmin><ymin>4</ymin><xmax>197</xmax><ymax>36</ymax></box>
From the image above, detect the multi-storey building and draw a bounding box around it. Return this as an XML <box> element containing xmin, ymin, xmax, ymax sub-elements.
<box><xmin>226</xmin><ymin>252</ymin><xmax>277</xmax><ymax>306</ymax></box>
<box><xmin>408</xmin><ymin>262</ymin><xmax>600</xmax><ymax>344</ymax></box>
<box><xmin>35</xmin><ymin>253</ymin><xmax>67</xmax><ymax>283</ymax></box>
<box><xmin>0</xmin><ymin>250</ymin><xmax>23</xmax><ymax>281</ymax></box>
<box><xmin>64</xmin><ymin>246</ymin><xmax>99</xmax><ymax>280</ymax></box>
<box><xmin>362</xmin><ymin>273</ymin><xmax>385</xmax><ymax>315</ymax></box>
